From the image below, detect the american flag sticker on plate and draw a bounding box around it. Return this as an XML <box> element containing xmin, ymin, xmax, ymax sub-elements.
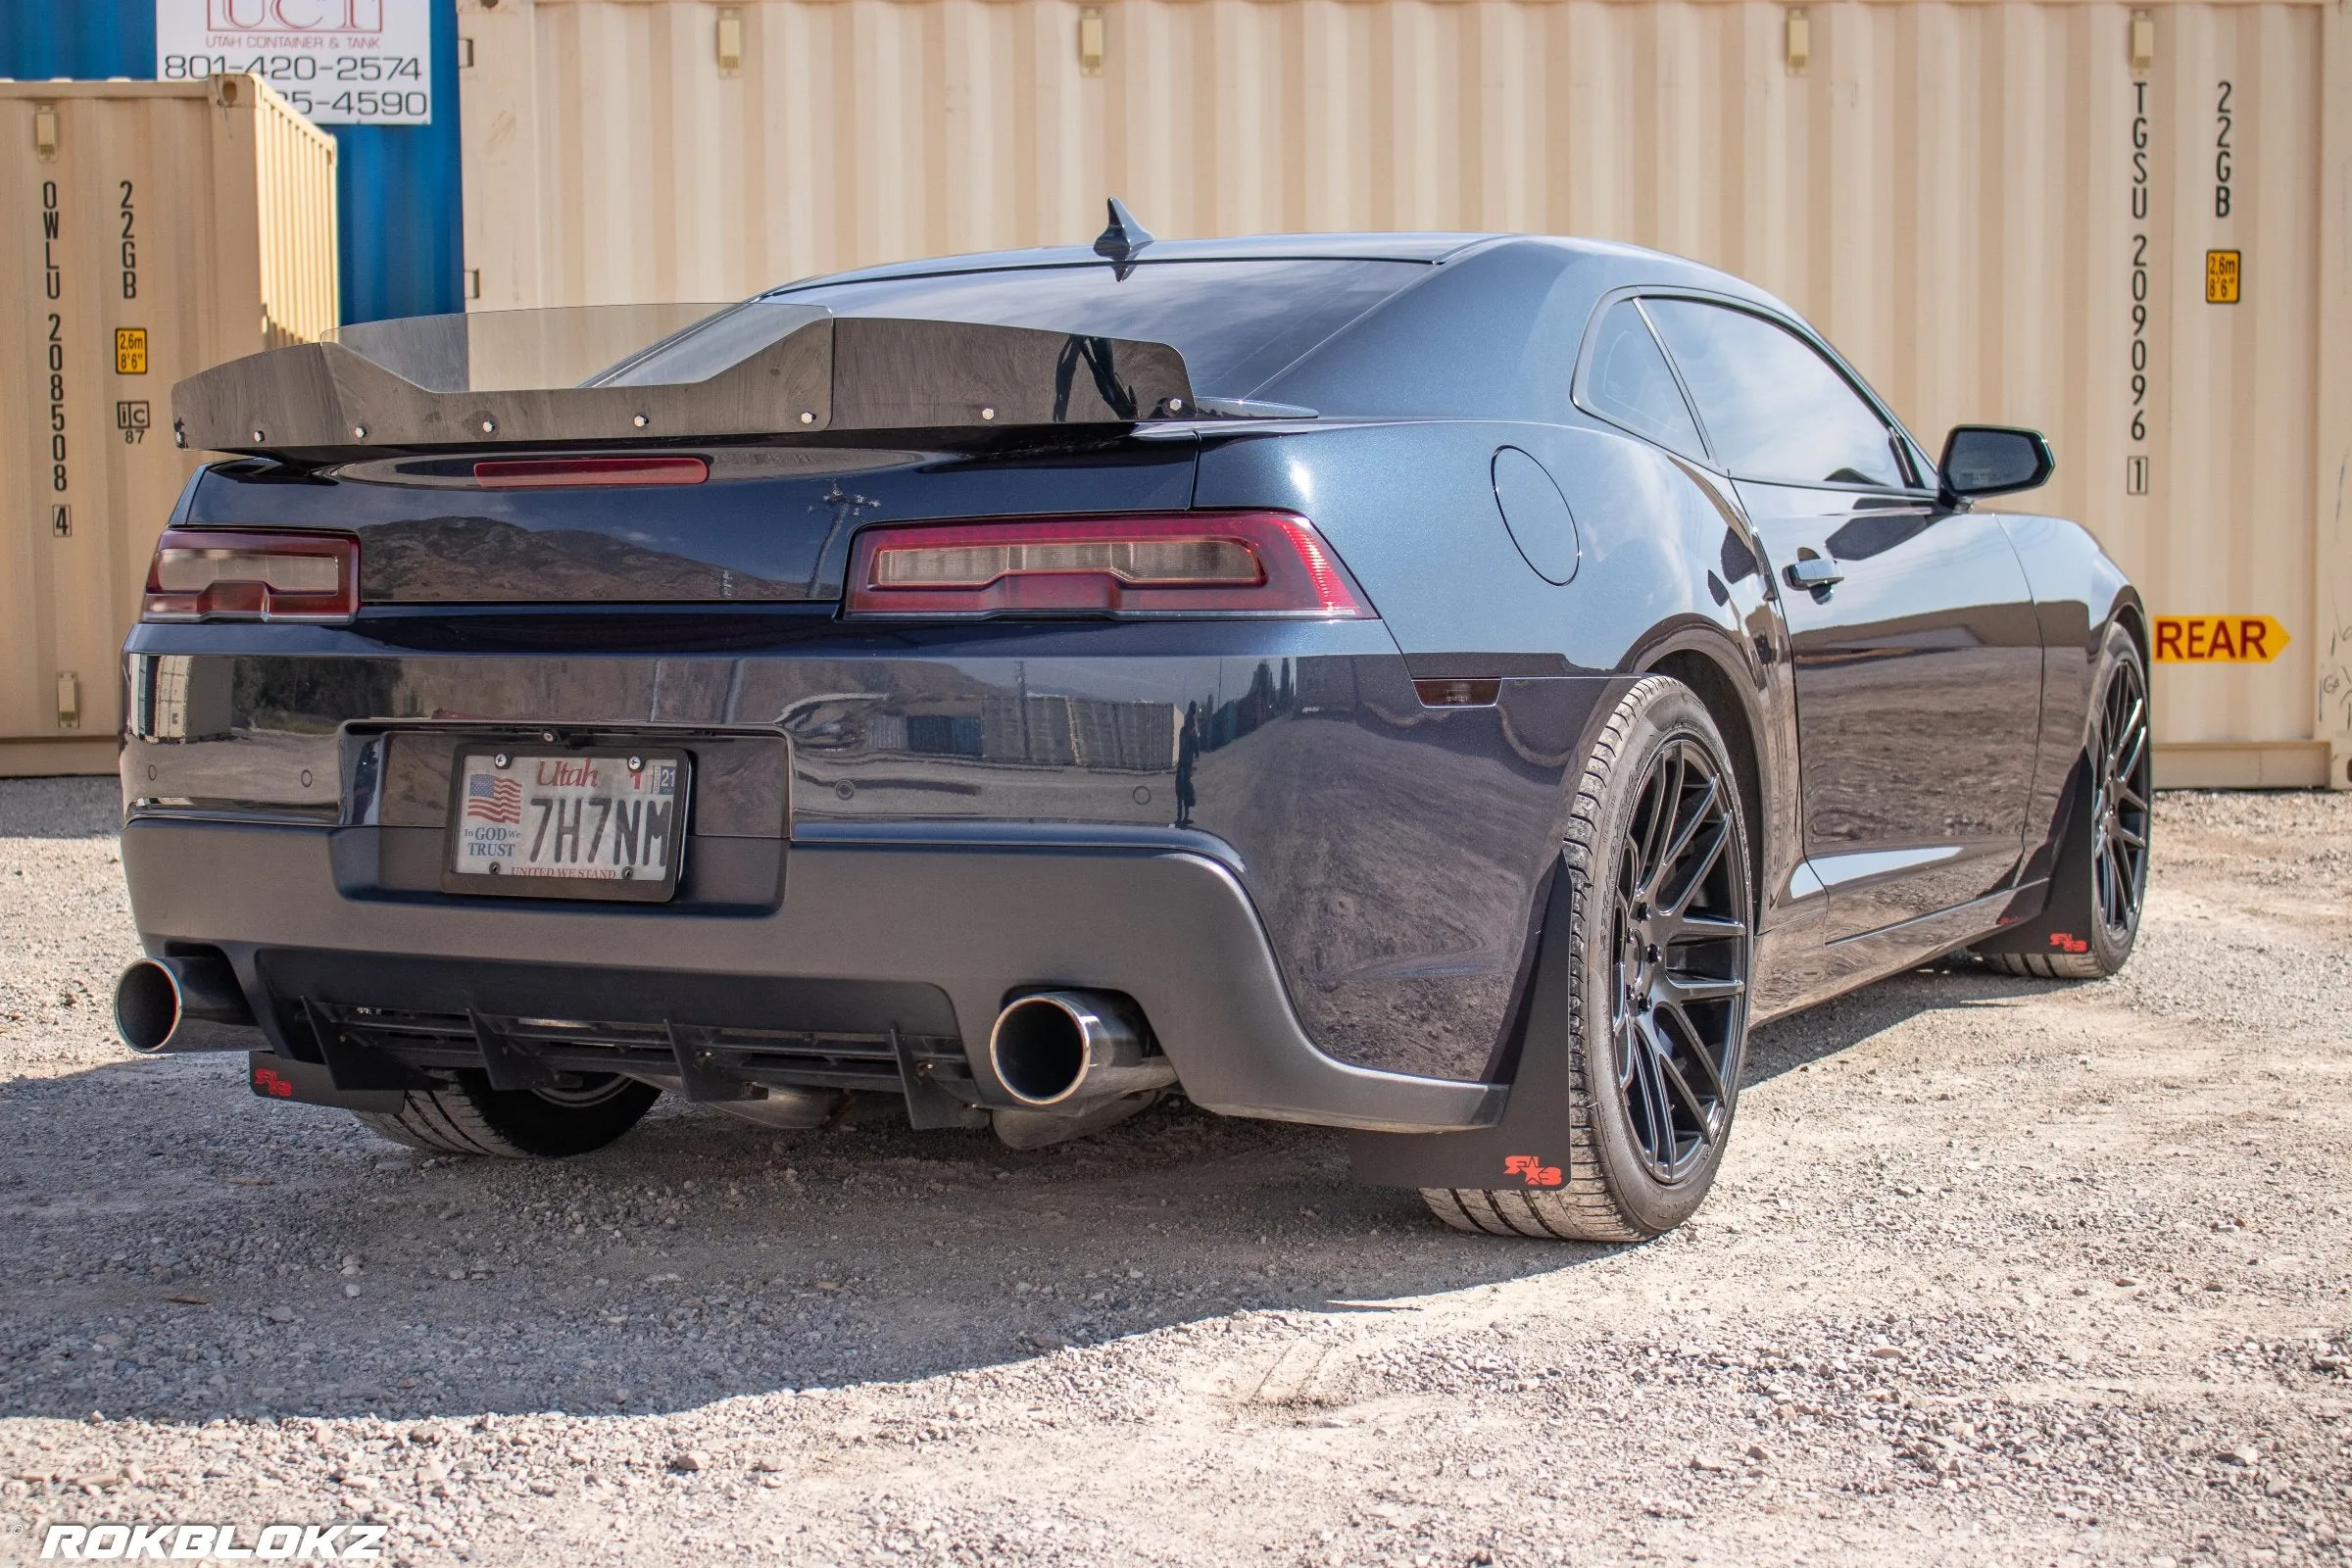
<box><xmin>465</xmin><ymin>771</ymin><xmax>523</xmax><ymax>824</ymax></box>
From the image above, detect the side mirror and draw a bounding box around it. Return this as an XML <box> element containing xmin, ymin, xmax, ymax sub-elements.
<box><xmin>1937</xmin><ymin>425</ymin><xmax>2055</xmax><ymax>502</ymax></box>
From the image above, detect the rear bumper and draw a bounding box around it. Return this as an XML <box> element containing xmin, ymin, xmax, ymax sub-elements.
<box><xmin>122</xmin><ymin>816</ymin><xmax>1502</xmax><ymax>1134</ymax></box>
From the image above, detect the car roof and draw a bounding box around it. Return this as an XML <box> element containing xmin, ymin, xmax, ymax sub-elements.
<box><xmin>762</xmin><ymin>232</ymin><xmax>1500</xmax><ymax>292</ymax></box>
<box><xmin>759</xmin><ymin>233</ymin><xmax>1792</xmax><ymax>420</ymax></box>
<box><xmin>762</xmin><ymin>231</ymin><xmax>1756</xmax><ymax>294</ymax></box>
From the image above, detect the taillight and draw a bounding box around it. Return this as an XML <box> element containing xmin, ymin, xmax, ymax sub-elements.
<box><xmin>473</xmin><ymin>457</ymin><xmax>708</xmax><ymax>489</ymax></box>
<box><xmin>845</xmin><ymin>512</ymin><xmax>1373</xmax><ymax>619</ymax></box>
<box><xmin>141</xmin><ymin>529</ymin><xmax>360</xmax><ymax>623</ymax></box>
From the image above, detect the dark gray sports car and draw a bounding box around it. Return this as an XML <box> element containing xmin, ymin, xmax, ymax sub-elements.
<box><xmin>115</xmin><ymin>211</ymin><xmax>2149</xmax><ymax>1241</ymax></box>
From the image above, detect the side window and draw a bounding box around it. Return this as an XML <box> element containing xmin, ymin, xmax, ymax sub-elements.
<box><xmin>1642</xmin><ymin>299</ymin><xmax>1906</xmax><ymax>489</ymax></box>
<box><xmin>1581</xmin><ymin>301</ymin><xmax>1706</xmax><ymax>460</ymax></box>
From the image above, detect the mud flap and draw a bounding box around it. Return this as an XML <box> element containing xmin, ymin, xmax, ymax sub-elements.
<box><xmin>247</xmin><ymin>1051</ymin><xmax>406</xmax><ymax>1112</ymax></box>
<box><xmin>1970</xmin><ymin>755</ymin><xmax>2094</xmax><ymax>957</ymax></box>
<box><xmin>1347</xmin><ymin>866</ymin><xmax>1581</xmax><ymax>1193</ymax></box>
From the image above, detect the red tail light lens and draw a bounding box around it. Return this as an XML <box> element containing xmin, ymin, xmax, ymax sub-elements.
<box><xmin>473</xmin><ymin>457</ymin><xmax>708</xmax><ymax>489</ymax></box>
<box><xmin>142</xmin><ymin>529</ymin><xmax>360</xmax><ymax>622</ymax></box>
<box><xmin>846</xmin><ymin>512</ymin><xmax>1373</xmax><ymax>619</ymax></box>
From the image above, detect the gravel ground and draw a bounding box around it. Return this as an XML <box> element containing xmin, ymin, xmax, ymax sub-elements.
<box><xmin>2</xmin><ymin>778</ymin><xmax>2349</xmax><ymax>1567</ymax></box>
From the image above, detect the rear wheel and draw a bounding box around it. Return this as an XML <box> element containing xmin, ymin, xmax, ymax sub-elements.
<box><xmin>1979</xmin><ymin>630</ymin><xmax>2150</xmax><ymax>980</ymax></box>
<box><xmin>1423</xmin><ymin>676</ymin><xmax>1754</xmax><ymax>1241</ymax></box>
<box><xmin>355</xmin><ymin>1071</ymin><xmax>659</xmax><ymax>1158</ymax></box>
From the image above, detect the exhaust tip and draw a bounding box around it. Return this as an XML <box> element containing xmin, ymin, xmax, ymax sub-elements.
<box><xmin>989</xmin><ymin>994</ymin><xmax>1097</xmax><ymax>1107</ymax></box>
<box><xmin>989</xmin><ymin>990</ymin><xmax>1170</xmax><ymax>1111</ymax></box>
<box><xmin>113</xmin><ymin>952</ymin><xmax>257</xmax><ymax>1054</ymax></box>
<box><xmin>114</xmin><ymin>959</ymin><xmax>186</xmax><ymax>1054</ymax></box>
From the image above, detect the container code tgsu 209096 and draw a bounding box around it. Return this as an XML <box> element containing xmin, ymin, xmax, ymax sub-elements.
<box><xmin>114</xmin><ymin>220</ymin><xmax>2150</xmax><ymax>1241</ymax></box>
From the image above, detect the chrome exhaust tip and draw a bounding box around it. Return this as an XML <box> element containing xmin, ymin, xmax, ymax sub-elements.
<box><xmin>987</xmin><ymin>990</ymin><xmax>1172</xmax><ymax>1108</ymax></box>
<box><xmin>114</xmin><ymin>954</ymin><xmax>260</xmax><ymax>1054</ymax></box>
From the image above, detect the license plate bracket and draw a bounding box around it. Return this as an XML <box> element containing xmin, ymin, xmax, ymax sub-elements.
<box><xmin>441</xmin><ymin>747</ymin><xmax>690</xmax><ymax>903</ymax></box>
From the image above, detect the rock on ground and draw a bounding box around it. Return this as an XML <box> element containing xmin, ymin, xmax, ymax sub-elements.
<box><xmin>1</xmin><ymin>778</ymin><xmax>2347</xmax><ymax>1566</ymax></box>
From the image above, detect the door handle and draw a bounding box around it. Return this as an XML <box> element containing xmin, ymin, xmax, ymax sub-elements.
<box><xmin>1786</xmin><ymin>557</ymin><xmax>1843</xmax><ymax>591</ymax></box>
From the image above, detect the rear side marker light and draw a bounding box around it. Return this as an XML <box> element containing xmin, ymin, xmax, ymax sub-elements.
<box><xmin>141</xmin><ymin>528</ymin><xmax>360</xmax><ymax>622</ymax></box>
<box><xmin>846</xmin><ymin>512</ymin><xmax>1373</xmax><ymax>619</ymax></box>
<box><xmin>1414</xmin><ymin>677</ymin><xmax>1501</xmax><ymax>708</ymax></box>
<box><xmin>473</xmin><ymin>456</ymin><xmax>709</xmax><ymax>488</ymax></box>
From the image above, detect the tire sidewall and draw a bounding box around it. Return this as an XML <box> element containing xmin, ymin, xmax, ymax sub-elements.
<box><xmin>469</xmin><ymin>1072</ymin><xmax>660</xmax><ymax>1157</ymax></box>
<box><xmin>1572</xmin><ymin>682</ymin><xmax>1753</xmax><ymax>1237</ymax></box>
<box><xmin>2088</xmin><ymin>624</ymin><xmax>2150</xmax><ymax>973</ymax></box>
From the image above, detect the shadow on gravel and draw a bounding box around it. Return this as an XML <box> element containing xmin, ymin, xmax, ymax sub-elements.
<box><xmin>0</xmin><ymin>1054</ymin><xmax>1592</xmax><ymax>1430</ymax></box>
<box><xmin>0</xmin><ymin>959</ymin><xmax>2059</xmax><ymax>1430</ymax></box>
<box><xmin>1742</xmin><ymin>959</ymin><xmax>2069</xmax><ymax>1089</ymax></box>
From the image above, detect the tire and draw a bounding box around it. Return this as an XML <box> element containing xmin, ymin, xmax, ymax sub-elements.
<box><xmin>1423</xmin><ymin>676</ymin><xmax>1755</xmax><ymax>1242</ymax></box>
<box><xmin>355</xmin><ymin>1071</ymin><xmax>659</xmax><ymax>1158</ymax></box>
<box><xmin>1978</xmin><ymin>627</ymin><xmax>2150</xmax><ymax>981</ymax></box>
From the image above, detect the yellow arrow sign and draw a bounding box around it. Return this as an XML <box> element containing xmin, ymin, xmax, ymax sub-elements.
<box><xmin>2152</xmin><ymin>614</ymin><xmax>2289</xmax><ymax>663</ymax></box>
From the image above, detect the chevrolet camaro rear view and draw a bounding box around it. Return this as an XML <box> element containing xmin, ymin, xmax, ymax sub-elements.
<box><xmin>114</xmin><ymin>215</ymin><xmax>2150</xmax><ymax>1240</ymax></box>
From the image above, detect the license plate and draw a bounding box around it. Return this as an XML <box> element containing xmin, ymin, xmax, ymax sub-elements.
<box><xmin>443</xmin><ymin>749</ymin><xmax>688</xmax><ymax>902</ymax></box>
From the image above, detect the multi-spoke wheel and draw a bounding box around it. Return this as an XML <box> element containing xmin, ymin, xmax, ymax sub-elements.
<box><xmin>1609</xmin><ymin>737</ymin><xmax>1751</xmax><ymax>1186</ymax></box>
<box><xmin>2088</xmin><ymin>653</ymin><xmax>2151</xmax><ymax>940</ymax></box>
<box><xmin>1977</xmin><ymin>624</ymin><xmax>2151</xmax><ymax>980</ymax></box>
<box><xmin>1424</xmin><ymin>675</ymin><xmax>1753</xmax><ymax>1241</ymax></box>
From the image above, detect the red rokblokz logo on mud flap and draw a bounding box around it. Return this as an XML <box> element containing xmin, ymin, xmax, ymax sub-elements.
<box><xmin>1503</xmin><ymin>1154</ymin><xmax>1562</xmax><ymax>1188</ymax></box>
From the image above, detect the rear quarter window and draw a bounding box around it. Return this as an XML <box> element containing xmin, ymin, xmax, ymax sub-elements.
<box><xmin>1580</xmin><ymin>300</ymin><xmax>1707</xmax><ymax>461</ymax></box>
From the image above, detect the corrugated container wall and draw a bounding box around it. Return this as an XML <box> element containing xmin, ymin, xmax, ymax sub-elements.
<box><xmin>463</xmin><ymin>0</ymin><xmax>2351</xmax><ymax>789</ymax></box>
<box><xmin>0</xmin><ymin>77</ymin><xmax>337</xmax><ymax>776</ymax></box>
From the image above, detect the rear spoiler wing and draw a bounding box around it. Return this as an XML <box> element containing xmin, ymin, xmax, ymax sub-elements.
<box><xmin>171</xmin><ymin>315</ymin><xmax>1196</xmax><ymax>462</ymax></box>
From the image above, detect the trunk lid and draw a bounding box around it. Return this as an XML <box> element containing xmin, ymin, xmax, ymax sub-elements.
<box><xmin>179</xmin><ymin>435</ymin><xmax>1200</xmax><ymax>605</ymax></box>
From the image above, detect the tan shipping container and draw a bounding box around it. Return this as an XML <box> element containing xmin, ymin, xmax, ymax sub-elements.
<box><xmin>0</xmin><ymin>75</ymin><xmax>337</xmax><ymax>777</ymax></box>
<box><xmin>462</xmin><ymin>0</ymin><xmax>2351</xmax><ymax>788</ymax></box>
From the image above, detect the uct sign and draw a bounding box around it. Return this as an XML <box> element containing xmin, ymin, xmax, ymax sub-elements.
<box><xmin>2151</xmin><ymin>614</ymin><xmax>2290</xmax><ymax>663</ymax></box>
<box><xmin>157</xmin><ymin>0</ymin><xmax>432</xmax><ymax>126</ymax></box>
<box><xmin>203</xmin><ymin>1</ymin><xmax>387</xmax><ymax>29</ymax></box>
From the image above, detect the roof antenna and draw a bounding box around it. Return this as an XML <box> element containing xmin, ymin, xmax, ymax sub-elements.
<box><xmin>1093</xmin><ymin>198</ymin><xmax>1154</xmax><ymax>279</ymax></box>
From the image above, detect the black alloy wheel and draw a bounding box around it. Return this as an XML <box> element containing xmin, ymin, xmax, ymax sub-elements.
<box><xmin>1610</xmin><ymin>738</ymin><xmax>1752</xmax><ymax>1185</ymax></box>
<box><xmin>2090</xmin><ymin>653</ymin><xmax>2152</xmax><ymax>941</ymax></box>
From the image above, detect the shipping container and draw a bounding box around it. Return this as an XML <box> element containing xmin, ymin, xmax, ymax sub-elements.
<box><xmin>0</xmin><ymin>0</ymin><xmax>465</xmax><ymax>327</ymax></box>
<box><xmin>462</xmin><ymin>0</ymin><xmax>2351</xmax><ymax>788</ymax></box>
<box><xmin>0</xmin><ymin>76</ymin><xmax>337</xmax><ymax>776</ymax></box>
